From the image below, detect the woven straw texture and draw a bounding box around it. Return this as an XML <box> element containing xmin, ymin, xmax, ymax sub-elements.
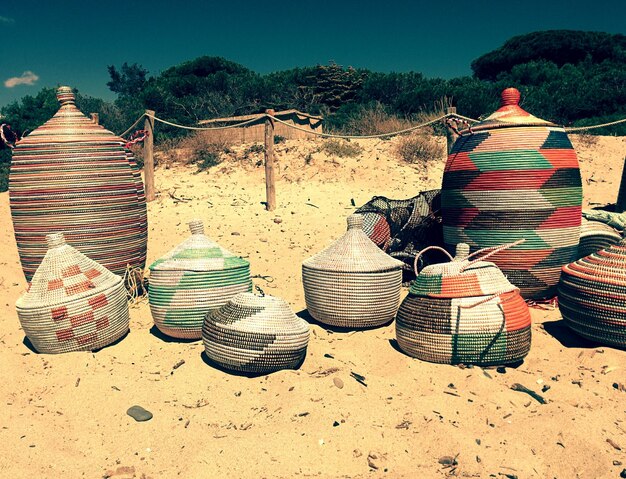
<box><xmin>203</xmin><ymin>292</ymin><xmax>310</xmax><ymax>373</ymax></box>
<box><xmin>577</xmin><ymin>218</ymin><xmax>622</xmax><ymax>259</ymax></box>
<box><xmin>302</xmin><ymin>214</ymin><xmax>403</xmax><ymax>328</ymax></box>
<box><xmin>558</xmin><ymin>239</ymin><xmax>626</xmax><ymax>348</ymax></box>
<box><xmin>16</xmin><ymin>233</ymin><xmax>129</xmax><ymax>354</ymax></box>
<box><xmin>9</xmin><ymin>86</ymin><xmax>147</xmax><ymax>282</ymax></box>
<box><xmin>148</xmin><ymin>220</ymin><xmax>252</xmax><ymax>339</ymax></box>
<box><xmin>396</xmin><ymin>243</ymin><xmax>532</xmax><ymax>365</ymax></box>
<box><xmin>441</xmin><ymin>88</ymin><xmax>582</xmax><ymax>300</ymax></box>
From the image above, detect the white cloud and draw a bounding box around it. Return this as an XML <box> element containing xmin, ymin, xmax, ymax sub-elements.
<box><xmin>5</xmin><ymin>71</ymin><xmax>39</xmax><ymax>88</ymax></box>
<box><xmin>0</xmin><ymin>16</ymin><xmax>15</xmax><ymax>24</ymax></box>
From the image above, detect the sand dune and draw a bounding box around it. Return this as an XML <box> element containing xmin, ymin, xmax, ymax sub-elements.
<box><xmin>0</xmin><ymin>134</ymin><xmax>625</xmax><ymax>478</ymax></box>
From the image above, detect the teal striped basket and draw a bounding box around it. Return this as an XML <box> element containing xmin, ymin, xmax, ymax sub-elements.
<box><xmin>148</xmin><ymin>220</ymin><xmax>252</xmax><ymax>339</ymax></box>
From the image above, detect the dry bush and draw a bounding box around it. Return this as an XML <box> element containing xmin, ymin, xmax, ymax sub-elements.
<box><xmin>572</xmin><ymin>132</ymin><xmax>599</xmax><ymax>148</ymax></box>
<box><xmin>178</xmin><ymin>131</ymin><xmax>232</xmax><ymax>171</ymax></box>
<box><xmin>345</xmin><ymin>102</ymin><xmax>413</xmax><ymax>136</ymax></box>
<box><xmin>394</xmin><ymin>132</ymin><xmax>444</xmax><ymax>165</ymax></box>
<box><xmin>321</xmin><ymin>139</ymin><xmax>363</xmax><ymax>158</ymax></box>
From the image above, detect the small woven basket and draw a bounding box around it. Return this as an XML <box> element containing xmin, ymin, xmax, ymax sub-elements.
<box><xmin>558</xmin><ymin>238</ymin><xmax>626</xmax><ymax>348</ymax></box>
<box><xmin>396</xmin><ymin>242</ymin><xmax>532</xmax><ymax>365</ymax></box>
<box><xmin>148</xmin><ymin>220</ymin><xmax>252</xmax><ymax>339</ymax></box>
<box><xmin>302</xmin><ymin>214</ymin><xmax>403</xmax><ymax>328</ymax></box>
<box><xmin>203</xmin><ymin>292</ymin><xmax>310</xmax><ymax>373</ymax></box>
<box><xmin>577</xmin><ymin>218</ymin><xmax>622</xmax><ymax>259</ymax></box>
<box><xmin>16</xmin><ymin>233</ymin><xmax>129</xmax><ymax>354</ymax></box>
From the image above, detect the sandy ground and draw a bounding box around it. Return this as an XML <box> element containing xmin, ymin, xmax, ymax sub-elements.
<box><xmin>0</xmin><ymin>134</ymin><xmax>625</xmax><ymax>478</ymax></box>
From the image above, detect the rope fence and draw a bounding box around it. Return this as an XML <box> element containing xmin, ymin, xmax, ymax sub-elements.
<box><xmin>111</xmin><ymin>106</ymin><xmax>626</xmax><ymax>211</ymax></box>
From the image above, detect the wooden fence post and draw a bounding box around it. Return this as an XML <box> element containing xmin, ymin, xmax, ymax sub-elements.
<box><xmin>264</xmin><ymin>109</ymin><xmax>276</xmax><ymax>211</ymax></box>
<box><xmin>144</xmin><ymin>110</ymin><xmax>156</xmax><ymax>202</ymax></box>
<box><xmin>445</xmin><ymin>106</ymin><xmax>458</xmax><ymax>155</ymax></box>
<box><xmin>90</xmin><ymin>113</ymin><xmax>99</xmax><ymax>125</ymax></box>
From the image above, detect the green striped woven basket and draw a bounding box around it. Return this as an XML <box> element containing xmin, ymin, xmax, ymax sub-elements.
<box><xmin>148</xmin><ymin>220</ymin><xmax>251</xmax><ymax>339</ymax></box>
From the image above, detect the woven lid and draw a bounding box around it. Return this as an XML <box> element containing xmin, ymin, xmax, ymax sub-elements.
<box><xmin>207</xmin><ymin>292</ymin><xmax>309</xmax><ymax>334</ymax></box>
<box><xmin>149</xmin><ymin>220</ymin><xmax>249</xmax><ymax>272</ymax></box>
<box><xmin>16</xmin><ymin>233</ymin><xmax>123</xmax><ymax>309</ymax></box>
<box><xmin>410</xmin><ymin>243</ymin><xmax>517</xmax><ymax>298</ymax></box>
<box><xmin>562</xmin><ymin>237</ymin><xmax>626</xmax><ymax>285</ymax></box>
<box><xmin>463</xmin><ymin>87</ymin><xmax>556</xmax><ymax>133</ymax></box>
<box><xmin>16</xmin><ymin>86</ymin><xmax>127</xmax><ymax>147</ymax></box>
<box><xmin>302</xmin><ymin>214</ymin><xmax>403</xmax><ymax>273</ymax></box>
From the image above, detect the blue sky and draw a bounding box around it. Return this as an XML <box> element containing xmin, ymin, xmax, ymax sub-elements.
<box><xmin>0</xmin><ymin>0</ymin><xmax>624</xmax><ymax>107</ymax></box>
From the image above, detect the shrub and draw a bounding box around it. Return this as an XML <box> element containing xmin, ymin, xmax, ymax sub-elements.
<box><xmin>274</xmin><ymin>135</ymin><xmax>286</xmax><ymax>144</ymax></box>
<box><xmin>178</xmin><ymin>132</ymin><xmax>228</xmax><ymax>172</ymax></box>
<box><xmin>394</xmin><ymin>132</ymin><xmax>443</xmax><ymax>165</ymax></box>
<box><xmin>321</xmin><ymin>139</ymin><xmax>363</xmax><ymax>158</ymax></box>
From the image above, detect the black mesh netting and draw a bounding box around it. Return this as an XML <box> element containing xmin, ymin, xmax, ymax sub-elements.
<box><xmin>355</xmin><ymin>189</ymin><xmax>447</xmax><ymax>282</ymax></box>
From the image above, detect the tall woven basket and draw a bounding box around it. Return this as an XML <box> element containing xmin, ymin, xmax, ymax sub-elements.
<box><xmin>558</xmin><ymin>239</ymin><xmax>626</xmax><ymax>348</ymax></box>
<box><xmin>9</xmin><ymin>86</ymin><xmax>147</xmax><ymax>282</ymax></box>
<box><xmin>441</xmin><ymin>87</ymin><xmax>582</xmax><ymax>299</ymax></box>
<box><xmin>302</xmin><ymin>214</ymin><xmax>403</xmax><ymax>328</ymax></box>
<box><xmin>148</xmin><ymin>220</ymin><xmax>252</xmax><ymax>339</ymax></box>
<box><xmin>16</xmin><ymin>233</ymin><xmax>129</xmax><ymax>354</ymax></box>
<box><xmin>203</xmin><ymin>292</ymin><xmax>310</xmax><ymax>373</ymax></box>
<box><xmin>396</xmin><ymin>242</ymin><xmax>532</xmax><ymax>365</ymax></box>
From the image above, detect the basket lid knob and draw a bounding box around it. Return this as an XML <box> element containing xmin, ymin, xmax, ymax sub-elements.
<box><xmin>500</xmin><ymin>87</ymin><xmax>521</xmax><ymax>107</ymax></box>
<box><xmin>46</xmin><ymin>233</ymin><xmax>66</xmax><ymax>248</ymax></box>
<box><xmin>56</xmin><ymin>86</ymin><xmax>75</xmax><ymax>106</ymax></box>
<box><xmin>454</xmin><ymin>243</ymin><xmax>470</xmax><ymax>261</ymax></box>
<box><xmin>347</xmin><ymin>214</ymin><xmax>364</xmax><ymax>230</ymax></box>
<box><xmin>188</xmin><ymin>219</ymin><xmax>205</xmax><ymax>235</ymax></box>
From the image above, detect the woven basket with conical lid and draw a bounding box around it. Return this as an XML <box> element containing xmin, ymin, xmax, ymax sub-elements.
<box><xmin>396</xmin><ymin>242</ymin><xmax>531</xmax><ymax>365</ymax></box>
<box><xmin>203</xmin><ymin>292</ymin><xmax>310</xmax><ymax>373</ymax></box>
<box><xmin>442</xmin><ymin>87</ymin><xmax>582</xmax><ymax>300</ymax></box>
<box><xmin>16</xmin><ymin>233</ymin><xmax>129</xmax><ymax>354</ymax></box>
<box><xmin>148</xmin><ymin>220</ymin><xmax>252</xmax><ymax>339</ymax></box>
<box><xmin>9</xmin><ymin>86</ymin><xmax>147</xmax><ymax>282</ymax></box>
<box><xmin>302</xmin><ymin>214</ymin><xmax>403</xmax><ymax>328</ymax></box>
<box><xmin>558</xmin><ymin>238</ymin><xmax>626</xmax><ymax>348</ymax></box>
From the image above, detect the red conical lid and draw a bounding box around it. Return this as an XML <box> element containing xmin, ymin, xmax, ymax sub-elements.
<box><xmin>465</xmin><ymin>88</ymin><xmax>556</xmax><ymax>133</ymax></box>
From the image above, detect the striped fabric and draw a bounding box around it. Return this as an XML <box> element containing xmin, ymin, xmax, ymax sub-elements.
<box><xmin>441</xmin><ymin>88</ymin><xmax>582</xmax><ymax>299</ymax></box>
<box><xmin>9</xmin><ymin>86</ymin><xmax>147</xmax><ymax>282</ymax></box>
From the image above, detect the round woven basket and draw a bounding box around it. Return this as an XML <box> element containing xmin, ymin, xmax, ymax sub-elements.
<box><xmin>302</xmin><ymin>214</ymin><xmax>403</xmax><ymax>328</ymax></box>
<box><xmin>16</xmin><ymin>233</ymin><xmax>129</xmax><ymax>354</ymax></box>
<box><xmin>441</xmin><ymin>88</ymin><xmax>582</xmax><ymax>299</ymax></box>
<box><xmin>577</xmin><ymin>218</ymin><xmax>621</xmax><ymax>259</ymax></box>
<box><xmin>9</xmin><ymin>86</ymin><xmax>147</xmax><ymax>282</ymax></box>
<box><xmin>148</xmin><ymin>220</ymin><xmax>252</xmax><ymax>339</ymax></box>
<box><xmin>203</xmin><ymin>292</ymin><xmax>310</xmax><ymax>373</ymax></box>
<box><xmin>396</xmin><ymin>242</ymin><xmax>532</xmax><ymax>365</ymax></box>
<box><xmin>558</xmin><ymin>238</ymin><xmax>626</xmax><ymax>348</ymax></box>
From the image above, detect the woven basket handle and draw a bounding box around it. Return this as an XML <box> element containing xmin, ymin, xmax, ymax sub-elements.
<box><xmin>413</xmin><ymin>246</ymin><xmax>454</xmax><ymax>276</ymax></box>
<box><xmin>460</xmin><ymin>239</ymin><xmax>525</xmax><ymax>273</ymax></box>
<box><xmin>458</xmin><ymin>288</ymin><xmax>518</xmax><ymax>310</ymax></box>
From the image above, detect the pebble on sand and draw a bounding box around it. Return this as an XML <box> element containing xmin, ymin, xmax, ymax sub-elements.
<box><xmin>127</xmin><ymin>405</ymin><xmax>153</xmax><ymax>422</ymax></box>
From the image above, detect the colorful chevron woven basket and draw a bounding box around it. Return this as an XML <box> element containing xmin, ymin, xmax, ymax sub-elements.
<box><xmin>396</xmin><ymin>242</ymin><xmax>532</xmax><ymax>365</ymax></box>
<box><xmin>203</xmin><ymin>292</ymin><xmax>310</xmax><ymax>373</ymax></box>
<box><xmin>16</xmin><ymin>233</ymin><xmax>129</xmax><ymax>354</ymax></box>
<box><xmin>302</xmin><ymin>214</ymin><xmax>403</xmax><ymax>328</ymax></box>
<box><xmin>441</xmin><ymin>88</ymin><xmax>582</xmax><ymax>299</ymax></box>
<box><xmin>148</xmin><ymin>220</ymin><xmax>252</xmax><ymax>339</ymax></box>
<box><xmin>558</xmin><ymin>239</ymin><xmax>626</xmax><ymax>348</ymax></box>
<box><xmin>9</xmin><ymin>86</ymin><xmax>147</xmax><ymax>282</ymax></box>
